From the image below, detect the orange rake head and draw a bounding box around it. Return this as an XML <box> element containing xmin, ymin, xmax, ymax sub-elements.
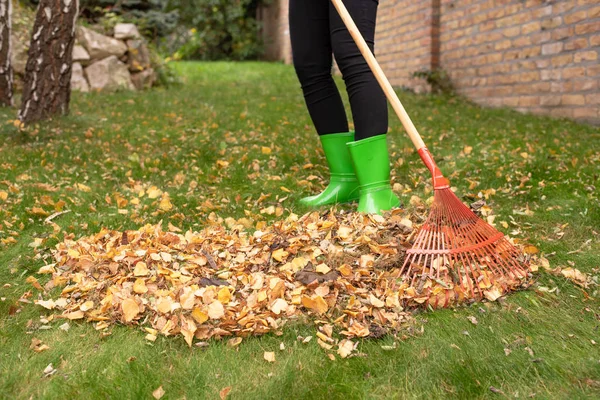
<box><xmin>399</xmin><ymin>148</ymin><xmax>530</xmax><ymax>304</ymax></box>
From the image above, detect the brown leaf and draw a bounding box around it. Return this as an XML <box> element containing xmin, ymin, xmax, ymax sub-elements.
<box><xmin>122</xmin><ymin>299</ymin><xmax>140</xmax><ymax>322</ymax></box>
<box><xmin>152</xmin><ymin>386</ymin><xmax>165</xmax><ymax>399</ymax></box>
<box><xmin>219</xmin><ymin>387</ymin><xmax>232</xmax><ymax>400</ymax></box>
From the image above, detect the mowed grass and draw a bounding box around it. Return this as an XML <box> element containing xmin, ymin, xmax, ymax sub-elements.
<box><xmin>1</xmin><ymin>62</ymin><xmax>599</xmax><ymax>399</ymax></box>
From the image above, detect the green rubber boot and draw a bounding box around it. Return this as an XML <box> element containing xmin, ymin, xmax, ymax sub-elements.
<box><xmin>300</xmin><ymin>132</ymin><xmax>360</xmax><ymax>207</ymax></box>
<box><xmin>347</xmin><ymin>134</ymin><xmax>401</xmax><ymax>214</ymax></box>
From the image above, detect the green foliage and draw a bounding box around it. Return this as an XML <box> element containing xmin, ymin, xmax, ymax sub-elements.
<box><xmin>165</xmin><ymin>0</ymin><xmax>268</xmax><ymax>60</ymax></box>
<box><xmin>412</xmin><ymin>68</ymin><xmax>456</xmax><ymax>96</ymax></box>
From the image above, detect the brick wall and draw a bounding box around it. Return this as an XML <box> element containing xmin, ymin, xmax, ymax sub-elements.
<box><xmin>439</xmin><ymin>0</ymin><xmax>599</xmax><ymax>123</ymax></box>
<box><xmin>376</xmin><ymin>0</ymin><xmax>436</xmax><ymax>93</ymax></box>
<box><xmin>260</xmin><ymin>0</ymin><xmax>600</xmax><ymax>124</ymax></box>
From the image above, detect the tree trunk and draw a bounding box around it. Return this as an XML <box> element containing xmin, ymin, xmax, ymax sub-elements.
<box><xmin>18</xmin><ymin>0</ymin><xmax>79</xmax><ymax>124</ymax></box>
<box><xmin>0</xmin><ymin>0</ymin><xmax>13</xmax><ymax>107</ymax></box>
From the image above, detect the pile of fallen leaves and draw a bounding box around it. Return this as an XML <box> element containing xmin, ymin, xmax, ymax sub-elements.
<box><xmin>27</xmin><ymin>208</ymin><xmax>534</xmax><ymax>352</ymax></box>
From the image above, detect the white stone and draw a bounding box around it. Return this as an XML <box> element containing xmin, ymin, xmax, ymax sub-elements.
<box><xmin>131</xmin><ymin>68</ymin><xmax>156</xmax><ymax>90</ymax></box>
<box><xmin>71</xmin><ymin>62</ymin><xmax>89</xmax><ymax>92</ymax></box>
<box><xmin>72</xmin><ymin>45</ymin><xmax>90</xmax><ymax>64</ymax></box>
<box><xmin>114</xmin><ymin>23</ymin><xmax>141</xmax><ymax>40</ymax></box>
<box><xmin>76</xmin><ymin>26</ymin><xmax>127</xmax><ymax>60</ymax></box>
<box><xmin>84</xmin><ymin>56</ymin><xmax>135</xmax><ymax>92</ymax></box>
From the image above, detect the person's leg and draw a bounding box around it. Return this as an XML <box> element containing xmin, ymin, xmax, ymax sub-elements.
<box><xmin>330</xmin><ymin>0</ymin><xmax>399</xmax><ymax>214</ymax></box>
<box><xmin>329</xmin><ymin>0</ymin><xmax>387</xmax><ymax>141</ymax></box>
<box><xmin>290</xmin><ymin>0</ymin><xmax>360</xmax><ymax>207</ymax></box>
<box><xmin>289</xmin><ymin>0</ymin><xmax>348</xmax><ymax>135</ymax></box>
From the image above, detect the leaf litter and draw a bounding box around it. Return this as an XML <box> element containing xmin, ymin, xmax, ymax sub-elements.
<box><xmin>26</xmin><ymin>206</ymin><xmax>537</xmax><ymax>352</ymax></box>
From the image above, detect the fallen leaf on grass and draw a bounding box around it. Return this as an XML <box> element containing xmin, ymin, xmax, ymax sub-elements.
<box><xmin>264</xmin><ymin>351</ymin><xmax>275</xmax><ymax>363</ymax></box>
<box><xmin>337</xmin><ymin>339</ymin><xmax>355</xmax><ymax>358</ymax></box>
<box><xmin>220</xmin><ymin>386</ymin><xmax>232</xmax><ymax>400</ymax></box>
<box><xmin>152</xmin><ymin>386</ymin><xmax>165</xmax><ymax>399</ymax></box>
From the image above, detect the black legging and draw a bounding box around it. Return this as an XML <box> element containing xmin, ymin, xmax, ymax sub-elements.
<box><xmin>289</xmin><ymin>0</ymin><xmax>387</xmax><ymax>141</ymax></box>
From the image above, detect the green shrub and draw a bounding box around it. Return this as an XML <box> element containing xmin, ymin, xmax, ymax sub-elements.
<box><xmin>165</xmin><ymin>0</ymin><xmax>269</xmax><ymax>61</ymax></box>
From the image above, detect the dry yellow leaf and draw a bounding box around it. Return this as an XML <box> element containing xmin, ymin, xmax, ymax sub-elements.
<box><xmin>270</xmin><ymin>298</ymin><xmax>288</xmax><ymax>315</ymax></box>
<box><xmin>191</xmin><ymin>308</ymin><xmax>209</xmax><ymax>324</ymax></box>
<box><xmin>159</xmin><ymin>194</ymin><xmax>173</xmax><ymax>211</ymax></box>
<box><xmin>147</xmin><ymin>186</ymin><xmax>162</xmax><ymax>199</ymax></box>
<box><xmin>156</xmin><ymin>297</ymin><xmax>173</xmax><ymax>314</ymax></box>
<box><xmin>483</xmin><ymin>286</ymin><xmax>503</xmax><ymax>302</ymax></box>
<box><xmin>122</xmin><ymin>298</ymin><xmax>140</xmax><ymax>322</ymax></box>
<box><xmin>80</xmin><ymin>300</ymin><xmax>94</xmax><ymax>312</ymax></box>
<box><xmin>369</xmin><ymin>294</ymin><xmax>385</xmax><ymax>308</ymax></box>
<box><xmin>315</xmin><ymin>263</ymin><xmax>331</xmax><ymax>274</ymax></box>
<box><xmin>152</xmin><ymin>386</ymin><xmax>165</xmax><ymax>399</ymax></box>
<box><xmin>36</xmin><ymin>299</ymin><xmax>56</xmax><ymax>310</ymax></box>
<box><xmin>301</xmin><ymin>295</ymin><xmax>328</xmax><ymax>315</ymax></box>
<box><xmin>133</xmin><ymin>278</ymin><xmax>148</xmax><ymax>294</ymax></box>
<box><xmin>263</xmin><ymin>351</ymin><xmax>275</xmax><ymax>363</ymax></box>
<box><xmin>272</xmin><ymin>248</ymin><xmax>289</xmax><ymax>262</ymax></box>
<box><xmin>208</xmin><ymin>300</ymin><xmax>225</xmax><ymax>319</ymax></box>
<box><xmin>76</xmin><ymin>183</ymin><xmax>92</xmax><ymax>192</ymax></box>
<box><xmin>217</xmin><ymin>287</ymin><xmax>232</xmax><ymax>304</ymax></box>
<box><xmin>180</xmin><ymin>287</ymin><xmax>195</xmax><ymax>309</ymax></box>
<box><xmin>337</xmin><ymin>264</ymin><xmax>352</xmax><ymax>276</ymax></box>
<box><xmin>0</xmin><ymin>191</ymin><xmax>8</xmax><ymax>201</ymax></box>
<box><xmin>337</xmin><ymin>339</ymin><xmax>354</xmax><ymax>358</ymax></box>
<box><xmin>133</xmin><ymin>262</ymin><xmax>149</xmax><ymax>276</ymax></box>
<box><xmin>261</xmin><ymin>146</ymin><xmax>272</xmax><ymax>154</ymax></box>
<box><xmin>523</xmin><ymin>245</ymin><xmax>539</xmax><ymax>255</ymax></box>
<box><xmin>63</xmin><ymin>310</ymin><xmax>85</xmax><ymax>320</ymax></box>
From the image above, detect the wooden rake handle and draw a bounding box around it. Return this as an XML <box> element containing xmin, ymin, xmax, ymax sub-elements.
<box><xmin>330</xmin><ymin>0</ymin><xmax>426</xmax><ymax>151</ymax></box>
<box><xmin>331</xmin><ymin>0</ymin><xmax>449</xmax><ymax>188</ymax></box>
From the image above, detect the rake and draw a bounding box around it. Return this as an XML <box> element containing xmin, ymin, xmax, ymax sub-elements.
<box><xmin>331</xmin><ymin>0</ymin><xmax>529</xmax><ymax>300</ymax></box>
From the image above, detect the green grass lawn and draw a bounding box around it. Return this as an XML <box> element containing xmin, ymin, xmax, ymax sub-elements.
<box><xmin>1</xmin><ymin>62</ymin><xmax>599</xmax><ymax>399</ymax></box>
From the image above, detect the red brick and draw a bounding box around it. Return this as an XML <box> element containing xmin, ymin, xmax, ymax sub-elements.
<box><xmin>550</xmin><ymin>108</ymin><xmax>574</xmax><ymax>119</ymax></box>
<box><xmin>565</xmin><ymin>38</ymin><xmax>589</xmax><ymax>51</ymax></box>
<box><xmin>531</xmin><ymin>82</ymin><xmax>551</xmax><ymax>92</ymax></box>
<box><xmin>573</xmin><ymin>108</ymin><xmax>599</xmax><ymax>119</ymax></box>
<box><xmin>551</xmin><ymin>54</ymin><xmax>573</xmax><ymax>67</ymax></box>
<box><xmin>512</xmin><ymin>36</ymin><xmax>532</xmax><ymax>47</ymax></box>
<box><xmin>572</xmin><ymin>80</ymin><xmax>598</xmax><ymax>92</ymax></box>
<box><xmin>541</xmin><ymin>16</ymin><xmax>563</xmax><ymax>29</ymax></box>
<box><xmin>562</xmin><ymin>94</ymin><xmax>586</xmax><ymax>105</ymax></box>
<box><xmin>519</xmin><ymin>96</ymin><xmax>539</xmax><ymax>107</ymax></box>
<box><xmin>502</xmin><ymin>26</ymin><xmax>521</xmax><ymax>37</ymax></box>
<box><xmin>540</xmin><ymin>96</ymin><xmax>561</xmax><ymax>106</ymax></box>
<box><xmin>589</xmin><ymin>6</ymin><xmax>600</xmax><ymax>19</ymax></box>
<box><xmin>541</xmin><ymin>69</ymin><xmax>561</xmax><ymax>81</ymax></box>
<box><xmin>551</xmin><ymin>27</ymin><xmax>573</xmax><ymax>41</ymax></box>
<box><xmin>586</xmin><ymin>65</ymin><xmax>600</xmax><ymax>76</ymax></box>
<box><xmin>575</xmin><ymin>21</ymin><xmax>600</xmax><ymax>35</ymax></box>
<box><xmin>522</xmin><ymin>21</ymin><xmax>541</xmax><ymax>35</ymax></box>
<box><xmin>503</xmin><ymin>97</ymin><xmax>520</xmax><ymax>107</ymax></box>
<box><xmin>542</xmin><ymin>42</ymin><xmax>564</xmax><ymax>55</ymax></box>
<box><xmin>586</xmin><ymin>93</ymin><xmax>600</xmax><ymax>105</ymax></box>
<box><xmin>562</xmin><ymin>67</ymin><xmax>586</xmax><ymax>79</ymax></box>
<box><xmin>530</xmin><ymin>31</ymin><xmax>552</xmax><ymax>44</ymax></box>
<box><xmin>564</xmin><ymin>10</ymin><xmax>587</xmax><ymax>24</ymax></box>
<box><xmin>574</xmin><ymin>51</ymin><xmax>598</xmax><ymax>63</ymax></box>
<box><xmin>532</xmin><ymin>5</ymin><xmax>552</xmax><ymax>18</ymax></box>
<box><xmin>591</xmin><ymin>35</ymin><xmax>600</xmax><ymax>46</ymax></box>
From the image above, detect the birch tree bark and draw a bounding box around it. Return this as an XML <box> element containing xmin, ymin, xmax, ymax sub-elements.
<box><xmin>0</xmin><ymin>0</ymin><xmax>12</xmax><ymax>107</ymax></box>
<box><xmin>18</xmin><ymin>0</ymin><xmax>79</xmax><ymax>123</ymax></box>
